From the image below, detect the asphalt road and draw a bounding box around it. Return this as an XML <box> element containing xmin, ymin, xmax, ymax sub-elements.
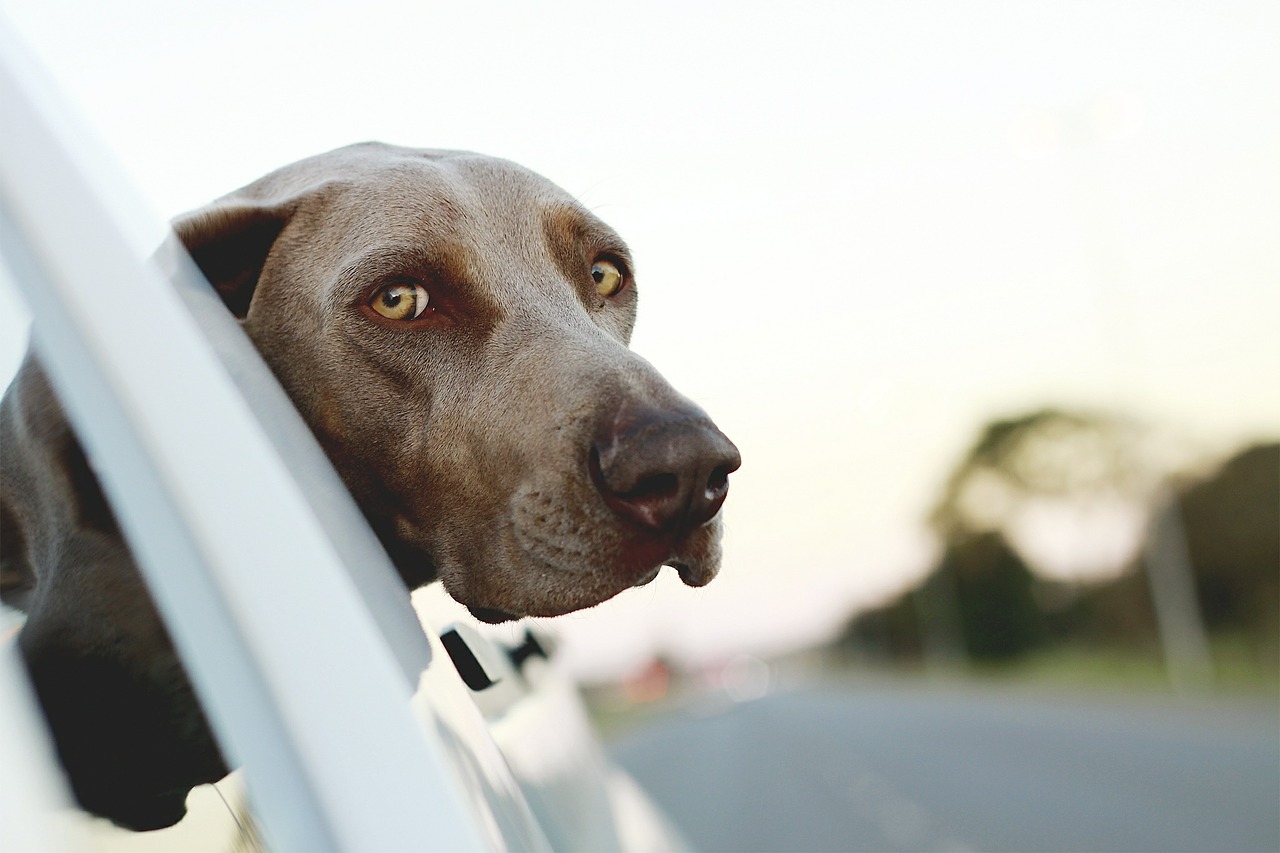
<box><xmin>609</xmin><ymin>683</ymin><xmax>1279</xmax><ymax>852</ymax></box>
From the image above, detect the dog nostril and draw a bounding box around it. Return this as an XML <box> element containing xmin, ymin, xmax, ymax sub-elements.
<box><xmin>705</xmin><ymin>465</ymin><xmax>731</xmax><ymax>499</ymax></box>
<box><xmin>623</xmin><ymin>472</ymin><xmax>678</xmax><ymax>502</ymax></box>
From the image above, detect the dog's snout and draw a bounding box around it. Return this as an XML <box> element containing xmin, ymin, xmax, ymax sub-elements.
<box><xmin>592</xmin><ymin>404</ymin><xmax>741</xmax><ymax>534</ymax></box>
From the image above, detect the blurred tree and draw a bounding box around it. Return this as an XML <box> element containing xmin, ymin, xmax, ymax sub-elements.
<box><xmin>842</xmin><ymin>592</ymin><xmax>924</xmax><ymax>665</ymax></box>
<box><xmin>837</xmin><ymin>408</ymin><xmax>1278</xmax><ymax>686</ymax></box>
<box><xmin>842</xmin><ymin>531</ymin><xmax>1051</xmax><ymax>664</ymax></box>
<box><xmin>1176</xmin><ymin>443</ymin><xmax>1279</xmax><ymax>671</ymax></box>
<box><xmin>930</xmin><ymin>406</ymin><xmax>1157</xmax><ymax>551</ymax></box>
<box><xmin>922</xmin><ymin>408</ymin><xmax>1160</xmax><ymax>664</ymax></box>
<box><xmin>923</xmin><ymin>531</ymin><xmax>1048</xmax><ymax>661</ymax></box>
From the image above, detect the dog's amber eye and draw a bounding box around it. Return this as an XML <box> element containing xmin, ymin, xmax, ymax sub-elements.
<box><xmin>592</xmin><ymin>259</ymin><xmax>624</xmax><ymax>297</ymax></box>
<box><xmin>370</xmin><ymin>283</ymin><xmax>430</xmax><ymax>320</ymax></box>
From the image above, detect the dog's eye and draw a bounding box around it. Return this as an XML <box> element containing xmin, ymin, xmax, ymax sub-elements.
<box><xmin>592</xmin><ymin>259</ymin><xmax>624</xmax><ymax>297</ymax></box>
<box><xmin>370</xmin><ymin>283</ymin><xmax>430</xmax><ymax>320</ymax></box>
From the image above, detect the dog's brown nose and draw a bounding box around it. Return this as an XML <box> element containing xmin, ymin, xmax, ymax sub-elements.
<box><xmin>592</xmin><ymin>403</ymin><xmax>741</xmax><ymax>533</ymax></box>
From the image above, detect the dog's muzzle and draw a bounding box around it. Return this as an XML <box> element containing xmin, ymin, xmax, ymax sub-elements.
<box><xmin>591</xmin><ymin>401</ymin><xmax>741</xmax><ymax>537</ymax></box>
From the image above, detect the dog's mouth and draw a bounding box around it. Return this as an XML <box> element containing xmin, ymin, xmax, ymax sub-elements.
<box><xmin>467</xmin><ymin>605</ymin><xmax>521</xmax><ymax>624</ymax></box>
<box><xmin>668</xmin><ymin>560</ymin><xmax>711</xmax><ymax>587</ymax></box>
<box><xmin>463</xmin><ymin>557</ymin><xmax>701</xmax><ymax>624</ymax></box>
<box><xmin>424</xmin><ymin>432</ymin><xmax>731</xmax><ymax>624</ymax></box>
<box><xmin>633</xmin><ymin>560</ymin><xmax>710</xmax><ymax>588</ymax></box>
<box><xmin>633</xmin><ymin>565</ymin><xmax>662</xmax><ymax>587</ymax></box>
<box><xmin>611</xmin><ymin>520</ymin><xmax>722</xmax><ymax>589</ymax></box>
<box><xmin>481</xmin><ymin>522</ymin><xmax>721</xmax><ymax>614</ymax></box>
<box><xmin>462</xmin><ymin>519</ymin><xmax>721</xmax><ymax>623</ymax></box>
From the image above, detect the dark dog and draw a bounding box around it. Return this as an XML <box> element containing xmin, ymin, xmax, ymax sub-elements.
<box><xmin>0</xmin><ymin>143</ymin><xmax>739</xmax><ymax>829</ymax></box>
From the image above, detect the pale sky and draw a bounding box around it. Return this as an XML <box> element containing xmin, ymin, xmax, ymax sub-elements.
<box><xmin>3</xmin><ymin>1</ymin><xmax>1278</xmax><ymax>679</ymax></box>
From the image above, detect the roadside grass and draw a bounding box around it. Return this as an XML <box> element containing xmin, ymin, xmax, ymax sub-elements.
<box><xmin>967</xmin><ymin>636</ymin><xmax>1279</xmax><ymax>696</ymax></box>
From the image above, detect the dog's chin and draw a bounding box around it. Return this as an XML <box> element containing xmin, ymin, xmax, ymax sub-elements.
<box><xmin>451</xmin><ymin>516</ymin><xmax>725</xmax><ymax>622</ymax></box>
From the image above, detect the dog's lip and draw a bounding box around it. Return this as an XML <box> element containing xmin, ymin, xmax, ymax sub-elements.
<box><xmin>667</xmin><ymin>559</ymin><xmax>711</xmax><ymax>587</ymax></box>
<box><xmin>614</xmin><ymin>530</ymin><xmax>684</xmax><ymax>586</ymax></box>
<box><xmin>467</xmin><ymin>605</ymin><xmax>521</xmax><ymax>624</ymax></box>
<box><xmin>633</xmin><ymin>565</ymin><xmax>662</xmax><ymax>587</ymax></box>
<box><xmin>618</xmin><ymin>526</ymin><xmax>718</xmax><ymax>588</ymax></box>
<box><xmin>633</xmin><ymin>560</ymin><xmax>710</xmax><ymax>588</ymax></box>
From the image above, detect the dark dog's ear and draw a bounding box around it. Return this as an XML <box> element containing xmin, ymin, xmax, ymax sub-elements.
<box><xmin>171</xmin><ymin>203</ymin><xmax>290</xmax><ymax>318</ymax></box>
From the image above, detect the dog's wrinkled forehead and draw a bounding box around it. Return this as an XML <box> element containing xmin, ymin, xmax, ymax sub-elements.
<box><xmin>175</xmin><ymin>143</ymin><xmax>643</xmax><ymax>348</ymax></box>
<box><xmin>284</xmin><ymin>148</ymin><xmax>633</xmax><ymax>310</ymax></box>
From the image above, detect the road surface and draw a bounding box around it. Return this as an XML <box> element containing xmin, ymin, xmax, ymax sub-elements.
<box><xmin>609</xmin><ymin>682</ymin><xmax>1279</xmax><ymax>852</ymax></box>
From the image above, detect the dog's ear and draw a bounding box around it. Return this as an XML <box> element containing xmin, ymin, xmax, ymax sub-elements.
<box><xmin>171</xmin><ymin>203</ymin><xmax>291</xmax><ymax>319</ymax></box>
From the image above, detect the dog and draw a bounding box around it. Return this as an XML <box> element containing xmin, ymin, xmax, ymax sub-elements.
<box><xmin>0</xmin><ymin>142</ymin><xmax>740</xmax><ymax>830</ymax></box>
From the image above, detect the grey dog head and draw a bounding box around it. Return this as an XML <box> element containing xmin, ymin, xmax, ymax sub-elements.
<box><xmin>175</xmin><ymin>142</ymin><xmax>741</xmax><ymax>621</ymax></box>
